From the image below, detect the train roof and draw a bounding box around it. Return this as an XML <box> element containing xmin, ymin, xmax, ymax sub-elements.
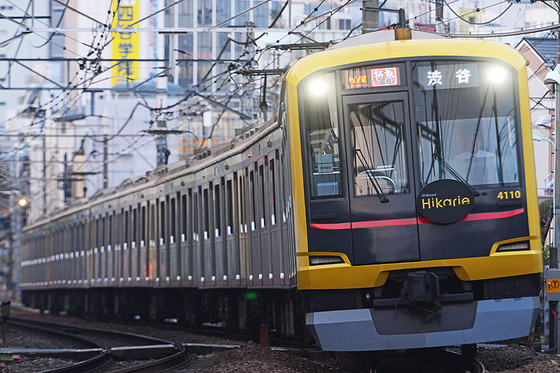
<box><xmin>285</xmin><ymin>32</ymin><xmax>526</xmax><ymax>87</ymax></box>
<box><xmin>24</xmin><ymin>117</ymin><xmax>280</xmax><ymax>229</ymax></box>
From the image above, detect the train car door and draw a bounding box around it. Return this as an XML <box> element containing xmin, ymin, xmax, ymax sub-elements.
<box><xmin>343</xmin><ymin>92</ymin><xmax>420</xmax><ymax>265</ymax></box>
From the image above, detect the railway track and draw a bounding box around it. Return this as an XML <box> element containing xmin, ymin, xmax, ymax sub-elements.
<box><xmin>4</xmin><ymin>309</ymin><xmax>486</xmax><ymax>373</ymax></box>
<box><xmin>3</xmin><ymin>317</ymin><xmax>190</xmax><ymax>372</ymax></box>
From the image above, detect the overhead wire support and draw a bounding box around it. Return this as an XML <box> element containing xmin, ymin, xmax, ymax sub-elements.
<box><xmin>235</xmin><ymin>68</ymin><xmax>288</xmax><ymax>76</ymax></box>
<box><xmin>0</xmin><ymin>13</ymin><xmax>31</xmax><ymax>30</ymax></box>
<box><xmin>445</xmin><ymin>21</ymin><xmax>560</xmax><ymax>38</ymax></box>
<box><xmin>272</xmin><ymin>42</ymin><xmax>332</xmax><ymax>50</ymax></box>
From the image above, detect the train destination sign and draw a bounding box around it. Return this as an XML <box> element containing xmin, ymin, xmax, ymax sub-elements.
<box><xmin>343</xmin><ymin>66</ymin><xmax>401</xmax><ymax>89</ymax></box>
<box><xmin>416</xmin><ymin>179</ymin><xmax>474</xmax><ymax>224</ymax></box>
<box><xmin>416</xmin><ymin>63</ymin><xmax>479</xmax><ymax>90</ymax></box>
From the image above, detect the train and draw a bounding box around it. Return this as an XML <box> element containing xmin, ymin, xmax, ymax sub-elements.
<box><xmin>20</xmin><ymin>29</ymin><xmax>543</xmax><ymax>353</ymax></box>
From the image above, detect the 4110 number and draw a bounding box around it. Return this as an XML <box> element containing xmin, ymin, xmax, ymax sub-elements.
<box><xmin>497</xmin><ymin>191</ymin><xmax>521</xmax><ymax>200</ymax></box>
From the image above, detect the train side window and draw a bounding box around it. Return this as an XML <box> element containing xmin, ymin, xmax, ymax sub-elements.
<box><xmin>141</xmin><ymin>206</ymin><xmax>146</xmax><ymax>247</ymax></box>
<box><xmin>181</xmin><ymin>194</ymin><xmax>187</xmax><ymax>242</ymax></box>
<box><xmin>102</xmin><ymin>216</ymin><xmax>106</xmax><ymax>249</ymax></box>
<box><xmin>214</xmin><ymin>183</ymin><xmax>221</xmax><ymax>238</ymax></box>
<box><xmin>109</xmin><ymin>214</ymin><xmax>114</xmax><ymax>248</ymax></box>
<box><xmin>203</xmin><ymin>187</ymin><xmax>210</xmax><ymax>240</ymax></box>
<box><xmin>150</xmin><ymin>204</ymin><xmax>155</xmax><ymax>246</ymax></box>
<box><xmin>300</xmin><ymin>72</ymin><xmax>343</xmax><ymax>199</ymax></box>
<box><xmin>160</xmin><ymin>200</ymin><xmax>166</xmax><ymax>245</ymax></box>
<box><xmin>95</xmin><ymin>218</ymin><xmax>100</xmax><ymax>249</ymax></box>
<box><xmin>270</xmin><ymin>158</ymin><xmax>277</xmax><ymax>225</ymax></box>
<box><xmin>132</xmin><ymin>208</ymin><xmax>137</xmax><ymax>248</ymax></box>
<box><xmin>238</xmin><ymin>173</ymin><xmax>245</xmax><ymax>233</ymax></box>
<box><xmin>250</xmin><ymin>168</ymin><xmax>256</xmax><ymax>231</ymax></box>
<box><xmin>193</xmin><ymin>191</ymin><xmax>199</xmax><ymax>241</ymax></box>
<box><xmin>260</xmin><ymin>164</ymin><xmax>266</xmax><ymax>229</ymax></box>
<box><xmin>124</xmin><ymin>210</ymin><xmax>129</xmax><ymax>247</ymax></box>
<box><xmin>280</xmin><ymin>151</ymin><xmax>289</xmax><ymax>222</ymax></box>
<box><xmin>171</xmin><ymin>197</ymin><xmax>176</xmax><ymax>244</ymax></box>
<box><xmin>227</xmin><ymin>179</ymin><xmax>233</xmax><ymax>235</ymax></box>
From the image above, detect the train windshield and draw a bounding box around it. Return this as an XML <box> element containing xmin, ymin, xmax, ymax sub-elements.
<box><xmin>301</xmin><ymin>73</ymin><xmax>343</xmax><ymax>199</ymax></box>
<box><xmin>413</xmin><ymin>60</ymin><xmax>520</xmax><ymax>188</ymax></box>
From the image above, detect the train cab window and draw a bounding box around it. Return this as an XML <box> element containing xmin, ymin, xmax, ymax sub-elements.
<box><xmin>300</xmin><ymin>72</ymin><xmax>343</xmax><ymax>199</ymax></box>
<box><xmin>413</xmin><ymin>60</ymin><xmax>520</xmax><ymax>187</ymax></box>
<box><xmin>349</xmin><ymin>100</ymin><xmax>409</xmax><ymax>196</ymax></box>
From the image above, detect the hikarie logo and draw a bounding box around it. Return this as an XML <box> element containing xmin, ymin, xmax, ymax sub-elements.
<box><xmin>416</xmin><ymin>179</ymin><xmax>474</xmax><ymax>224</ymax></box>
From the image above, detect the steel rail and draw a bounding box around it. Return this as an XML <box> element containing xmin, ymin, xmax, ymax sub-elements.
<box><xmin>6</xmin><ymin>318</ymin><xmax>110</xmax><ymax>373</ymax></box>
<box><xmin>6</xmin><ymin>316</ymin><xmax>190</xmax><ymax>373</ymax></box>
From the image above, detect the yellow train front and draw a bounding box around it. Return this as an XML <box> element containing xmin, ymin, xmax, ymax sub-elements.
<box><xmin>285</xmin><ymin>33</ymin><xmax>542</xmax><ymax>351</ymax></box>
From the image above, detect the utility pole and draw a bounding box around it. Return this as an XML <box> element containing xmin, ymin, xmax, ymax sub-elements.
<box><xmin>554</xmin><ymin>0</ymin><xmax>560</xmax><ymax>352</ymax></box>
<box><xmin>554</xmin><ymin>4</ymin><xmax>560</xmax><ymax>269</ymax></box>
<box><xmin>42</xmin><ymin>110</ymin><xmax>48</xmax><ymax>216</ymax></box>
<box><xmin>545</xmin><ymin>6</ymin><xmax>560</xmax><ymax>352</ymax></box>
<box><xmin>156</xmin><ymin>76</ymin><xmax>170</xmax><ymax>166</ymax></box>
<box><xmin>435</xmin><ymin>0</ymin><xmax>444</xmax><ymax>33</ymax></box>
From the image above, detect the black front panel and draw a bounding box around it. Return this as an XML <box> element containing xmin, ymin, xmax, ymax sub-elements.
<box><xmin>299</xmin><ymin>58</ymin><xmax>527</xmax><ymax>266</ymax></box>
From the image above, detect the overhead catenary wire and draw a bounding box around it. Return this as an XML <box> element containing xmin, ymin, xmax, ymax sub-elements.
<box><xmin>1</xmin><ymin>0</ymin><xmax>557</xmax><ymax>204</ymax></box>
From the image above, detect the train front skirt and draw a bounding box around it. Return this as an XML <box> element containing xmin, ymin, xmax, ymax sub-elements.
<box><xmin>306</xmin><ymin>296</ymin><xmax>540</xmax><ymax>351</ymax></box>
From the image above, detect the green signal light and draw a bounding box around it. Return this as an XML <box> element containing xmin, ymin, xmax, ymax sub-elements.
<box><xmin>244</xmin><ymin>292</ymin><xmax>257</xmax><ymax>301</ymax></box>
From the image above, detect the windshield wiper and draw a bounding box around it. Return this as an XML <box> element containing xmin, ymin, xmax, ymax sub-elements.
<box><xmin>433</xmin><ymin>153</ymin><xmax>480</xmax><ymax>197</ymax></box>
<box><xmin>356</xmin><ymin>149</ymin><xmax>389</xmax><ymax>203</ymax></box>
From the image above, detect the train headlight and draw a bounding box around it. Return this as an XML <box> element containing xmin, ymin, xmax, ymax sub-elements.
<box><xmin>488</xmin><ymin>66</ymin><xmax>509</xmax><ymax>84</ymax></box>
<box><xmin>308</xmin><ymin>77</ymin><xmax>328</xmax><ymax>96</ymax></box>
<box><xmin>309</xmin><ymin>255</ymin><xmax>345</xmax><ymax>266</ymax></box>
<box><xmin>496</xmin><ymin>241</ymin><xmax>530</xmax><ymax>252</ymax></box>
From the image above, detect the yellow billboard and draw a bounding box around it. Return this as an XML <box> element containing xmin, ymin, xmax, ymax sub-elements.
<box><xmin>112</xmin><ymin>0</ymin><xmax>139</xmax><ymax>86</ymax></box>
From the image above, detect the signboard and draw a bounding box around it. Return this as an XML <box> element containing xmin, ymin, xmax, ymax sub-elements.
<box><xmin>112</xmin><ymin>0</ymin><xmax>140</xmax><ymax>86</ymax></box>
<box><xmin>416</xmin><ymin>179</ymin><xmax>474</xmax><ymax>224</ymax></box>
<box><xmin>343</xmin><ymin>66</ymin><xmax>401</xmax><ymax>89</ymax></box>
<box><xmin>417</xmin><ymin>63</ymin><xmax>479</xmax><ymax>90</ymax></box>
<box><xmin>546</xmin><ymin>269</ymin><xmax>560</xmax><ymax>301</ymax></box>
<box><xmin>547</xmin><ymin>279</ymin><xmax>560</xmax><ymax>293</ymax></box>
